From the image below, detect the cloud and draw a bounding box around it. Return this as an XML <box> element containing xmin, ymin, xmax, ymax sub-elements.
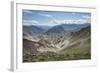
<box><xmin>73</xmin><ymin>19</ymin><xmax>87</xmax><ymax>24</ymax></box>
<box><xmin>51</xmin><ymin>19</ymin><xmax>89</xmax><ymax>25</ymax></box>
<box><xmin>39</xmin><ymin>13</ymin><xmax>90</xmax><ymax>24</ymax></box>
<box><xmin>82</xmin><ymin>15</ymin><xmax>91</xmax><ymax>19</ymax></box>
<box><xmin>82</xmin><ymin>15</ymin><xmax>91</xmax><ymax>23</ymax></box>
<box><xmin>38</xmin><ymin>13</ymin><xmax>53</xmax><ymax>18</ymax></box>
<box><xmin>38</xmin><ymin>13</ymin><xmax>61</xmax><ymax>25</ymax></box>
<box><xmin>23</xmin><ymin>10</ymin><xmax>33</xmax><ymax>14</ymax></box>
<box><xmin>71</xmin><ymin>13</ymin><xmax>76</xmax><ymax>15</ymax></box>
<box><xmin>50</xmin><ymin>19</ymin><xmax>59</xmax><ymax>24</ymax></box>
<box><xmin>38</xmin><ymin>13</ymin><xmax>59</xmax><ymax>25</ymax></box>
<box><xmin>23</xmin><ymin>20</ymin><xmax>39</xmax><ymax>25</ymax></box>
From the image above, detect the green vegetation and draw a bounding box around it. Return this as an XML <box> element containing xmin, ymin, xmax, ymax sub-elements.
<box><xmin>23</xmin><ymin>47</ymin><xmax>91</xmax><ymax>62</ymax></box>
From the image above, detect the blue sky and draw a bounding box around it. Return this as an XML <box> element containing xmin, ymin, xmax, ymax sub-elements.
<box><xmin>22</xmin><ymin>9</ymin><xmax>91</xmax><ymax>26</ymax></box>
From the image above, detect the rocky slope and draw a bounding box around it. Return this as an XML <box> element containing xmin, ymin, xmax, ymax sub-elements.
<box><xmin>23</xmin><ymin>24</ymin><xmax>91</xmax><ymax>56</ymax></box>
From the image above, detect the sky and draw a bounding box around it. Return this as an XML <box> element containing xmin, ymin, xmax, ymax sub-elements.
<box><xmin>22</xmin><ymin>9</ymin><xmax>91</xmax><ymax>26</ymax></box>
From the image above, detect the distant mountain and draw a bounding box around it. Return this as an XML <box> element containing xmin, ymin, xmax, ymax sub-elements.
<box><xmin>46</xmin><ymin>25</ymin><xmax>65</xmax><ymax>34</ymax></box>
<box><xmin>23</xmin><ymin>23</ymin><xmax>90</xmax><ymax>36</ymax></box>
<box><xmin>23</xmin><ymin>25</ymin><xmax>45</xmax><ymax>36</ymax></box>
<box><xmin>45</xmin><ymin>23</ymin><xmax>90</xmax><ymax>34</ymax></box>
<box><xmin>59</xmin><ymin>23</ymin><xmax>90</xmax><ymax>32</ymax></box>
<box><xmin>34</xmin><ymin>25</ymin><xmax>52</xmax><ymax>31</ymax></box>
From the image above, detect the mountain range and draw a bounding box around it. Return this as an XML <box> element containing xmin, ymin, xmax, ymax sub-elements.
<box><xmin>23</xmin><ymin>23</ymin><xmax>90</xmax><ymax>36</ymax></box>
<box><xmin>23</xmin><ymin>22</ymin><xmax>91</xmax><ymax>62</ymax></box>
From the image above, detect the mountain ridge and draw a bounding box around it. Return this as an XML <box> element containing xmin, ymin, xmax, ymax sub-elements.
<box><xmin>23</xmin><ymin>23</ymin><xmax>90</xmax><ymax>36</ymax></box>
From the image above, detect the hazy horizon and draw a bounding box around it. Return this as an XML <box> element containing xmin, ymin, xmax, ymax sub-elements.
<box><xmin>22</xmin><ymin>9</ymin><xmax>91</xmax><ymax>26</ymax></box>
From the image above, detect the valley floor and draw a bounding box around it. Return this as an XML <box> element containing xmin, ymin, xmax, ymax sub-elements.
<box><xmin>23</xmin><ymin>46</ymin><xmax>91</xmax><ymax>62</ymax></box>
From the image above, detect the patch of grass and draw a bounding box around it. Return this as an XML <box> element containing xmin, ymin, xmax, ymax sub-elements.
<box><xmin>23</xmin><ymin>46</ymin><xmax>91</xmax><ymax>62</ymax></box>
<box><xmin>62</xmin><ymin>46</ymin><xmax>91</xmax><ymax>60</ymax></box>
